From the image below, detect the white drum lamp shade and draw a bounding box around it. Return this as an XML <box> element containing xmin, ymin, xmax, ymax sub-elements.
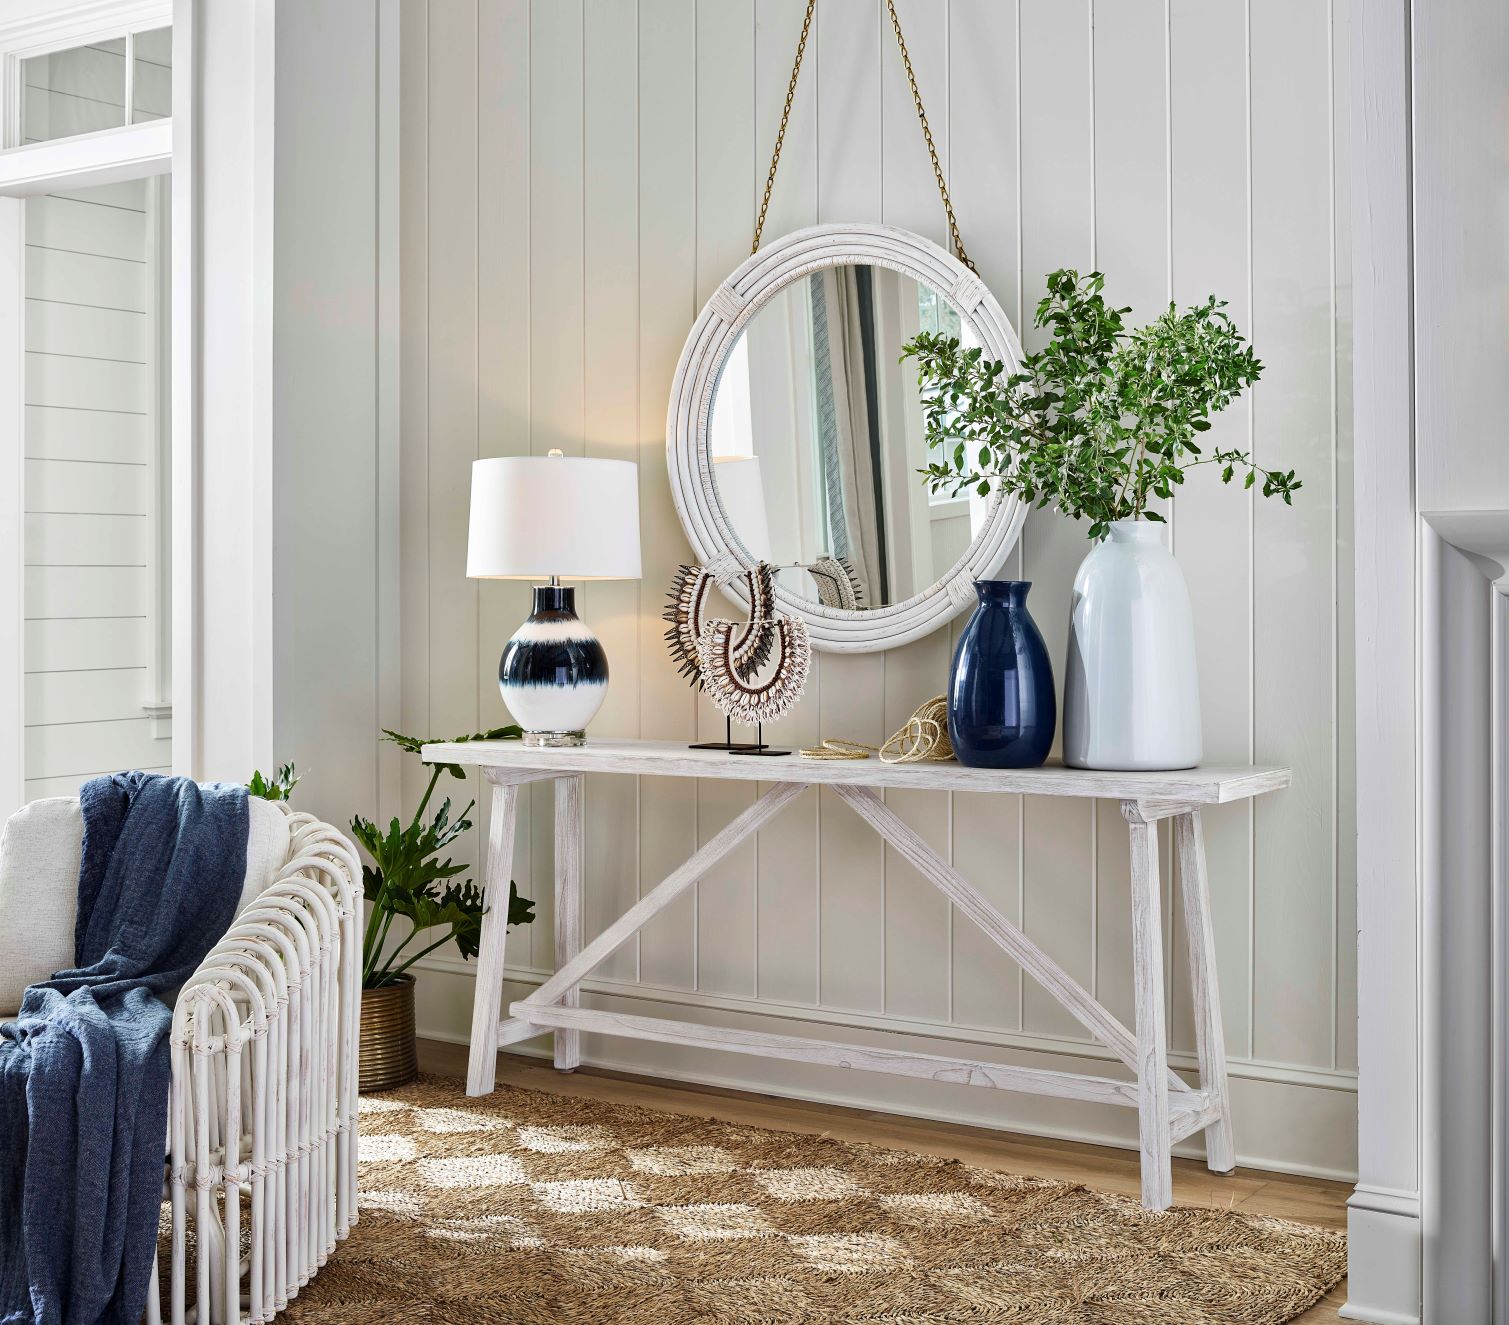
<box><xmin>467</xmin><ymin>454</ymin><xmax>641</xmax><ymax>580</ymax></box>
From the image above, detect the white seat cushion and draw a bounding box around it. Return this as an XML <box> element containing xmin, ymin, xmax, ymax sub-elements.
<box><xmin>0</xmin><ymin>793</ymin><xmax>289</xmax><ymax>1017</ymax></box>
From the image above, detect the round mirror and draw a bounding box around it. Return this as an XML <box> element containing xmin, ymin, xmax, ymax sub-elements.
<box><xmin>668</xmin><ymin>224</ymin><xmax>1026</xmax><ymax>652</ymax></box>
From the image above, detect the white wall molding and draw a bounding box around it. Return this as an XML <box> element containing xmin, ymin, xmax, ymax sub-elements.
<box><xmin>414</xmin><ymin>957</ymin><xmax>1359</xmax><ymax>1182</ymax></box>
<box><xmin>0</xmin><ymin>0</ymin><xmax>168</xmax><ymax>55</ymax></box>
<box><xmin>417</xmin><ymin>952</ymin><xmax>1360</xmax><ymax>1099</ymax></box>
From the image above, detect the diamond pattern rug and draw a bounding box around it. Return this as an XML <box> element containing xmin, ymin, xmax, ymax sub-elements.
<box><xmin>282</xmin><ymin>1074</ymin><xmax>1344</xmax><ymax>1324</ymax></box>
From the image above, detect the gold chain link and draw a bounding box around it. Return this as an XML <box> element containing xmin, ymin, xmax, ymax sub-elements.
<box><xmin>884</xmin><ymin>0</ymin><xmax>974</xmax><ymax>272</ymax></box>
<box><xmin>752</xmin><ymin>0</ymin><xmax>817</xmax><ymax>256</ymax></box>
<box><xmin>752</xmin><ymin>0</ymin><xmax>975</xmax><ymax>274</ymax></box>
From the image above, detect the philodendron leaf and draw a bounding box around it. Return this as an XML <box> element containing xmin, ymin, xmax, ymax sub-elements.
<box><xmin>360</xmin><ymin>724</ymin><xmax>536</xmax><ymax>985</ymax></box>
<box><xmin>508</xmin><ymin>881</ymin><xmax>536</xmax><ymax>929</ymax></box>
<box><xmin>248</xmin><ymin>762</ymin><xmax>300</xmax><ymax>802</ymax></box>
<box><xmin>382</xmin><ymin>725</ymin><xmax>523</xmax><ymax>779</ymax></box>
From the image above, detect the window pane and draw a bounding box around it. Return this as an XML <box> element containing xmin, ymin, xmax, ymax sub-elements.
<box><xmin>132</xmin><ymin>28</ymin><xmax>172</xmax><ymax>124</ymax></box>
<box><xmin>20</xmin><ymin>41</ymin><xmax>127</xmax><ymax>145</ymax></box>
<box><xmin>22</xmin><ymin>175</ymin><xmax>174</xmax><ymax>795</ymax></box>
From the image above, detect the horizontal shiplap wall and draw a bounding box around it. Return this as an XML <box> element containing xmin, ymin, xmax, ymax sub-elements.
<box><xmin>23</xmin><ymin>178</ymin><xmax>168</xmax><ymax>800</ymax></box>
<box><xmin>401</xmin><ymin>0</ymin><xmax>1355</xmax><ymax>1177</ymax></box>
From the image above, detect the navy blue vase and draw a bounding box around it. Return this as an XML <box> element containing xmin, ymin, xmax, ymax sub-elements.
<box><xmin>948</xmin><ymin>580</ymin><xmax>1056</xmax><ymax>768</ymax></box>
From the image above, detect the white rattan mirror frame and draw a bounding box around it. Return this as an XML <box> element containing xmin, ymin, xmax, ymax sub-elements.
<box><xmin>666</xmin><ymin>223</ymin><xmax>1027</xmax><ymax>653</ymax></box>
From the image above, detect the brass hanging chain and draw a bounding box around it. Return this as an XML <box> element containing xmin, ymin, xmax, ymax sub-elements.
<box><xmin>884</xmin><ymin>0</ymin><xmax>975</xmax><ymax>272</ymax></box>
<box><xmin>751</xmin><ymin>0</ymin><xmax>976</xmax><ymax>274</ymax></box>
<box><xmin>752</xmin><ymin>0</ymin><xmax>817</xmax><ymax>255</ymax></box>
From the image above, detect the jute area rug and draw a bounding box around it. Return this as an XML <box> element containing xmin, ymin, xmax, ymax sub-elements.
<box><xmin>284</xmin><ymin>1075</ymin><xmax>1344</xmax><ymax>1324</ymax></box>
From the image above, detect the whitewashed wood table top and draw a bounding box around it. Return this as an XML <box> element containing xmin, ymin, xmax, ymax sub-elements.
<box><xmin>421</xmin><ymin>737</ymin><xmax>1290</xmax><ymax>805</ymax></box>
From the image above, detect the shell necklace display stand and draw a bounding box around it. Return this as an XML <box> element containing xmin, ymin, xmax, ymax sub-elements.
<box><xmin>664</xmin><ymin>561</ymin><xmax>810</xmax><ymax>756</ymax></box>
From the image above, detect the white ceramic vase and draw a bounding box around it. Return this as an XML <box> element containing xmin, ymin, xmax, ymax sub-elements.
<box><xmin>1062</xmin><ymin>519</ymin><xmax>1201</xmax><ymax>771</ymax></box>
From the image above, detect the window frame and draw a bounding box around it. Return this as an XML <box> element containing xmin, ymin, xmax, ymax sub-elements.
<box><xmin>0</xmin><ymin>0</ymin><xmax>171</xmax><ymax>150</ymax></box>
<box><xmin>0</xmin><ymin>0</ymin><xmax>180</xmax><ymax>813</ymax></box>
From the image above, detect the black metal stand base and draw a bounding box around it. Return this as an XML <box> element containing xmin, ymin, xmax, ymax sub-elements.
<box><xmin>689</xmin><ymin>718</ymin><xmax>791</xmax><ymax>756</ymax></box>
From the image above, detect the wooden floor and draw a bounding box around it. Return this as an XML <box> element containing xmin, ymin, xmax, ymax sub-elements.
<box><xmin>418</xmin><ymin>1038</ymin><xmax>1349</xmax><ymax>1322</ymax></box>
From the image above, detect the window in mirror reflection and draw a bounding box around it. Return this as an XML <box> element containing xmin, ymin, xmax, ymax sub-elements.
<box><xmin>708</xmin><ymin>265</ymin><xmax>990</xmax><ymax>610</ymax></box>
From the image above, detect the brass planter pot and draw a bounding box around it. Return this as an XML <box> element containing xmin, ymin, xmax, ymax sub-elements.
<box><xmin>359</xmin><ymin>975</ymin><xmax>418</xmax><ymax>1092</ymax></box>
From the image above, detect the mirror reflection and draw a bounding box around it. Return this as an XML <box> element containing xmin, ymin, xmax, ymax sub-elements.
<box><xmin>708</xmin><ymin>264</ymin><xmax>989</xmax><ymax>610</ymax></box>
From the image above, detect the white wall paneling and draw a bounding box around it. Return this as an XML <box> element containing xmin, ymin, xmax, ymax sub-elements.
<box><xmin>269</xmin><ymin>0</ymin><xmax>397</xmax><ymax>834</ymax></box>
<box><xmin>401</xmin><ymin>0</ymin><xmax>1355</xmax><ymax>1178</ymax></box>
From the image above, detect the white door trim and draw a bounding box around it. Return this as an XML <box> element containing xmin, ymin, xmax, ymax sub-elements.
<box><xmin>1345</xmin><ymin>0</ymin><xmax>1420</xmax><ymax>1320</ymax></box>
<box><xmin>168</xmin><ymin>0</ymin><xmax>194</xmax><ymax>774</ymax></box>
<box><xmin>1349</xmin><ymin>0</ymin><xmax>1509</xmax><ymax>1319</ymax></box>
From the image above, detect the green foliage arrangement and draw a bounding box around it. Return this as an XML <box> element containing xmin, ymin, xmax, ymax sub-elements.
<box><xmin>247</xmin><ymin>762</ymin><xmax>300</xmax><ymax>802</ymax></box>
<box><xmin>902</xmin><ymin>269</ymin><xmax>1300</xmax><ymax>541</ymax></box>
<box><xmin>352</xmin><ymin>726</ymin><xmax>534</xmax><ymax>989</ymax></box>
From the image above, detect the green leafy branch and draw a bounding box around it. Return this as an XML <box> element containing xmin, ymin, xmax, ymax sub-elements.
<box><xmin>353</xmin><ymin>725</ymin><xmax>534</xmax><ymax>989</ymax></box>
<box><xmin>903</xmin><ymin>269</ymin><xmax>1299</xmax><ymax>541</ymax></box>
<box><xmin>248</xmin><ymin>762</ymin><xmax>300</xmax><ymax>802</ymax></box>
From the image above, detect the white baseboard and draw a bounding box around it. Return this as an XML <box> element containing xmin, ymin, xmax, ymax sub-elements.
<box><xmin>1339</xmin><ymin>1187</ymin><xmax>1422</xmax><ymax>1325</ymax></box>
<box><xmin>412</xmin><ymin>959</ymin><xmax>1359</xmax><ymax>1182</ymax></box>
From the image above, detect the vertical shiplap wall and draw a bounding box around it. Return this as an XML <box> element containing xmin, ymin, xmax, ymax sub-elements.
<box><xmin>402</xmin><ymin>0</ymin><xmax>1356</xmax><ymax>1178</ymax></box>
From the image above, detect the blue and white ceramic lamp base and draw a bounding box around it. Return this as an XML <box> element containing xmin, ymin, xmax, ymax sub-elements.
<box><xmin>499</xmin><ymin>585</ymin><xmax>609</xmax><ymax>748</ymax></box>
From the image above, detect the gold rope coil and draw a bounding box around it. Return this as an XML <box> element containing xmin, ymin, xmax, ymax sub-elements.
<box><xmin>800</xmin><ymin>695</ymin><xmax>953</xmax><ymax>764</ymax></box>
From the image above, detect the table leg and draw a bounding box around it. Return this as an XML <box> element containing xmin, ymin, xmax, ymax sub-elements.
<box><xmin>467</xmin><ymin>780</ymin><xmax>520</xmax><ymax>1096</ymax></box>
<box><xmin>554</xmin><ymin>774</ymin><xmax>584</xmax><ymax>1072</ymax></box>
<box><xmin>1175</xmin><ymin>810</ymin><xmax>1235</xmax><ymax>1172</ymax></box>
<box><xmin>1125</xmin><ymin>804</ymin><xmax>1173</xmax><ymax>1210</ymax></box>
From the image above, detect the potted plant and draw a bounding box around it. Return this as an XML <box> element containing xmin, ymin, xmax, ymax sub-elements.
<box><xmin>904</xmin><ymin>270</ymin><xmax>1299</xmax><ymax>771</ymax></box>
<box><xmin>253</xmin><ymin>729</ymin><xmax>536</xmax><ymax>1092</ymax></box>
<box><xmin>350</xmin><ymin>727</ymin><xmax>535</xmax><ymax>1089</ymax></box>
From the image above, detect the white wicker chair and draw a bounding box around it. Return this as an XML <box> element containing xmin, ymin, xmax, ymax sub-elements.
<box><xmin>0</xmin><ymin>797</ymin><xmax>361</xmax><ymax>1325</ymax></box>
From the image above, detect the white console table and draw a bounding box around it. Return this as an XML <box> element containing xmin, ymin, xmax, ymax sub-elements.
<box><xmin>421</xmin><ymin>737</ymin><xmax>1290</xmax><ymax>1210</ymax></box>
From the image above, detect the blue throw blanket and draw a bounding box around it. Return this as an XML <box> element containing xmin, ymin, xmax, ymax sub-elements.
<box><xmin>0</xmin><ymin>773</ymin><xmax>248</xmax><ymax>1325</ymax></box>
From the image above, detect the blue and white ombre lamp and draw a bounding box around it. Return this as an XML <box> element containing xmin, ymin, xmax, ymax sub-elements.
<box><xmin>467</xmin><ymin>451</ymin><xmax>641</xmax><ymax>747</ymax></box>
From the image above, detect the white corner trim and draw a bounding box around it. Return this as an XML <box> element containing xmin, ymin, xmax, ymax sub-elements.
<box><xmin>1341</xmin><ymin>1186</ymin><xmax>1423</xmax><ymax>1324</ymax></box>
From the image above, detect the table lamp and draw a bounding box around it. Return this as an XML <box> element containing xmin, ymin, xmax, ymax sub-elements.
<box><xmin>467</xmin><ymin>450</ymin><xmax>641</xmax><ymax>747</ymax></box>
